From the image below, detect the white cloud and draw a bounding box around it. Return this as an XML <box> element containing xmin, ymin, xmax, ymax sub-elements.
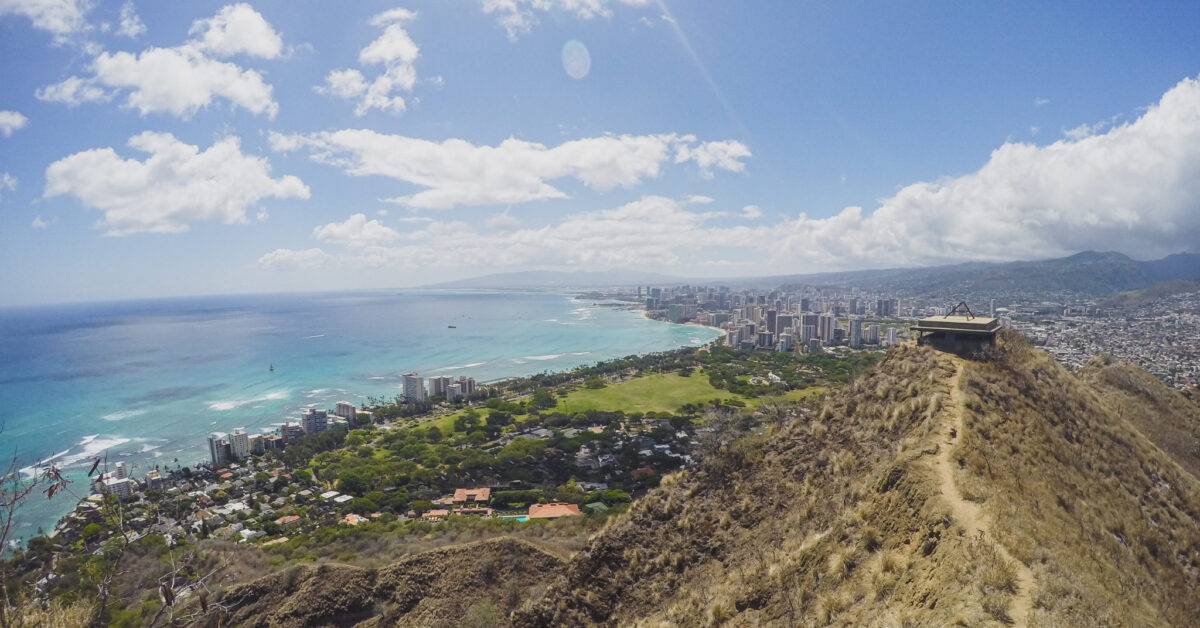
<box><xmin>45</xmin><ymin>132</ymin><xmax>309</xmax><ymax>236</ymax></box>
<box><xmin>261</xmin><ymin>74</ymin><xmax>1200</xmax><ymax>275</ymax></box>
<box><xmin>756</xmin><ymin>74</ymin><xmax>1200</xmax><ymax>268</ymax></box>
<box><xmin>674</xmin><ymin>138</ymin><xmax>751</xmax><ymax>178</ymax></box>
<box><xmin>188</xmin><ymin>2</ymin><xmax>283</xmax><ymax>59</ymax></box>
<box><xmin>317</xmin><ymin>8</ymin><xmax>420</xmax><ymax>116</ymax></box>
<box><xmin>258</xmin><ymin>247</ymin><xmax>330</xmax><ymax>270</ymax></box>
<box><xmin>31</xmin><ymin>215</ymin><xmax>55</xmax><ymax>229</ymax></box>
<box><xmin>684</xmin><ymin>194</ymin><xmax>714</xmax><ymax>205</ymax></box>
<box><xmin>312</xmin><ymin>213</ymin><xmax>401</xmax><ymax>246</ymax></box>
<box><xmin>116</xmin><ymin>0</ymin><xmax>144</xmax><ymax>38</ymax></box>
<box><xmin>486</xmin><ymin>210</ymin><xmax>521</xmax><ymax>231</ymax></box>
<box><xmin>1034</xmin><ymin>97</ymin><xmax>1050</xmax><ymax>107</ymax></box>
<box><xmin>0</xmin><ymin>171</ymin><xmax>16</xmax><ymax>200</ymax></box>
<box><xmin>35</xmin><ymin>4</ymin><xmax>282</xmax><ymax>118</ymax></box>
<box><xmin>0</xmin><ymin>110</ymin><xmax>28</xmax><ymax>136</ymax></box>
<box><xmin>740</xmin><ymin>204</ymin><xmax>762</xmax><ymax>219</ymax></box>
<box><xmin>480</xmin><ymin>0</ymin><xmax>650</xmax><ymax>41</ymax></box>
<box><xmin>0</xmin><ymin>0</ymin><xmax>91</xmax><ymax>39</ymax></box>
<box><xmin>260</xmin><ymin>195</ymin><xmax>744</xmax><ymax>272</ymax></box>
<box><xmin>34</xmin><ymin>75</ymin><xmax>110</xmax><ymax>106</ymax></box>
<box><xmin>271</xmin><ymin>129</ymin><xmax>750</xmax><ymax>209</ymax></box>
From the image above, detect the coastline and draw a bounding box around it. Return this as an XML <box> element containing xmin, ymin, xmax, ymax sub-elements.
<box><xmin>4</xmin><ymin>291</ymin><xmax>722</xmax><ymax>544</ymax></box>
<box><xmin>640</xmin><ymin>309</ymin><xmax>727</xmax><ymax>338</ymax></box>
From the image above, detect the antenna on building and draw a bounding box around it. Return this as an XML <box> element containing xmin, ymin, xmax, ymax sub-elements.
<box><xmin>945</xmin><ymin>301</ymin><xmax>976</xmax><ymax>319</ymax></box>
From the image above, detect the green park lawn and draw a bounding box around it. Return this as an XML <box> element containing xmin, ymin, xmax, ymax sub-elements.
<box><xmin>553</xmin><ymin>372</ymin><xmax>735</xmax><ymax>414</ymax></box>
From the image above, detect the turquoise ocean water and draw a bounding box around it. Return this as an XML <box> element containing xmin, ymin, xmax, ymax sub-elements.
<box><xmin>0</xmin><ymin>290</ymin><xmax>720</xmax><ymax>544</ymax></box>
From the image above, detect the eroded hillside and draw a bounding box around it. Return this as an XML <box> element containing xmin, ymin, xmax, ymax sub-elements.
<box><xmin>513</xmin><ymin>335</ymin><xmax>1200</xmax><ymax>626</ymax></box>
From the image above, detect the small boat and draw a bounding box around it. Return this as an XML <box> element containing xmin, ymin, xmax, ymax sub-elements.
<box><xmin>269</xmin><ymin>364</ymin><xmax>274</xmax><ymax>371</ymax></box>
<box><xmin>448</xmin><ymin>325</ymin><xmax>457</xmax><ymax>328</ymax></box>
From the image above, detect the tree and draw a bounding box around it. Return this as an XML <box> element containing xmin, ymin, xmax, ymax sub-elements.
<box><xmin>338</xmin><ymin>471</ymin><xmax>370</xmax><ymax>496</ymax></box>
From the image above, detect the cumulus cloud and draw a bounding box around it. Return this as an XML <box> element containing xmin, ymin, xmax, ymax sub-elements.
<box><xmin>0</xmin><ymin>0</ymin><xmax>91</xmax><ymax>40</ymax></box>
<box><xmin>757</xmin><ymin>74</ymin><xmax>1200</xmax><ymax>268</ymax></box>
<box><xmin>0</xmin><ymin>172</ymin><xmax>16</xmax><ymax>200</ymax></box>
<box><xmin>740</xmin><ymin>204</ymin><xmax>762</xmax><ymax>219</ymax></box>
<box><xmin>480</xmin><ymin>0</ymin><xmax>650</xmax><ymax>41</ymax></box>
<box><xmin>312</xmin><ymin>213</ymin><xmax>401</xmax><ymax>246</ymax></box>
<box><xmin>258</xmin><ymin>247</ymin><xmax>331</xmax><ymax>270</ymax></box>
<box><xmin>31</xmin><ymin>215</ymin><xmax>55</xmax><ymax>229</ymax></box>
<box><xmin>262</xmin><ymin>74</ymin><xmax>1200</xmax><ymax>275</ymax></box>
<box><xmin>260</xmin><ymin>195</ymin><xmax>745</xmax><ymax>271</ymax></box>
<box><xmin>188</xmin><ymin>2</ymin><xmax>284</xmax><ymax>59</ymax></box>
<box><xmin>270</xmin><ymin>130</ymin><xmax>750</xmax><ymax>209</ymax></box>
<box><xmin>317</xmin><ymin>8</ymin><xmax>419</xmax><ymax>116</ymax></box>
<box><xmin>36</xmin><ymin>4</ymin><xmax>282</xmax><ymax>118</ymax></box>
<box><xmin>0</xmin><ymin>110</ymin><xmax>28</xmax><ymax>136</ymax></box>
<box><xmin>116</xmin><ymin>0</ymin><xmax>144</xmax><ymax>38</ymax></box>
<box><xmin>45</xmin><ymin>132</ymin><xmax>309</xmax><ymax>236</ymax></box>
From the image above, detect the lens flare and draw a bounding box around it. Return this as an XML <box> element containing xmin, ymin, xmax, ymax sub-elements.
<box><xmin>562</xmin><ymin>40</ymin><xmax>591</xmax><ymax>80</ymax></box>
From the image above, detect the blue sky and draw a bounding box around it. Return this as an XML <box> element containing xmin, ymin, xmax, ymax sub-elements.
<box><xmin>2</xmin><ymin>1</ymin><xmax>1200</xmax><ymax>304</ymax></box>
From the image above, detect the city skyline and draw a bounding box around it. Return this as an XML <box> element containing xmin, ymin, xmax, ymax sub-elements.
<box><xmin>3</xmin><ymin>1</ymin><xmax>1200</xmax><ymax>305</ymax></box>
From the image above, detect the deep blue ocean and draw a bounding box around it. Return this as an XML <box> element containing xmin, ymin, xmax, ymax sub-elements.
<box><xmin>0</xmin><ymin>289</ymin><xmax>720</xmax><ymax>543</ymax></box>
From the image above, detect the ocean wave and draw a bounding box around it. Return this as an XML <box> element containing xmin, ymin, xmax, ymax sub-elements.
<box><xmin>525</xmin><ymin>354</ymin><xmax>563</xmax><ymax>361</ymax></box>
<box><xmin>101</xmin><ymin>408</ymin><xmax>147</xmax><ymax>421</ymax></box>
<box><xmin>367</xmin><ymin>376</ymin><xmax>388</xmax><ymax>380</ymax></box>
<box><xmin>570</xmin><ymin>351</ymin><xmax>591</xmax><ymax>356</ymax></box>
<box><xmin>138</xmin><ymin>444</ymin><xmax>161</xmax><ymax>453</ymax></box>
<box><xmin>303</xmin><ymin>333</ymin><xmax>327</xmax><ymax>339</ymax></box>
<box><xmin>57</xmin><ymin>435</ymin><xmax>133</xmax><ymax>469</ymax></box>
<box><xmin>435</xmin><ymin>361</ymin><xmax>486</xmax><ymax>371</ymax></box>
<box><xmin>305</xmin><ymin>388</ymin><xmax>327</xmax><ymax>398</ymax></box>
<box><xmin>207</xmin><ymin>390</ymin><xmax>288</xmax><ymax>411</ymax></box>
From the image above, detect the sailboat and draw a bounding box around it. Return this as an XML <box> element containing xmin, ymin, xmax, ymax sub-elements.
<box><xmin>269</xmin><ymin>363</ymin><xmax>274</xmax><ymax>372</ymax></box>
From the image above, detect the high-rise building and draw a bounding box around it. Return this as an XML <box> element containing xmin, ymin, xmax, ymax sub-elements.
<box><xmin>249</xmin><ymin>434</ymin><xmax>265</xmax><ymax>455</ymax></box>
<box><xmin>114</xmin><ymin>461</ymin><xmax>128</xmax><ymax>480</ymax></box>
<box><xmin>229</xmin><ymin>427</ymin><xmax>250</xmax><ymax>460</ymax></box>
<box><xmin>849</xmin><ymin>317</ymin><xmax>863</xmax><ymax>349</ymax></box>
<box><xmin>867</xmin><ymin>324</ymin><xmax>881</xmax><ymax>345</ymax></box>
<box><xmin>886</xmin><ymin>326</ymin><xmax>898</xmax><ymax>346</ymax></box>
<box><xmin>429</xmin><ymin>375</ymin><xmax>453</xmax><ymax>397</ymax></box>
<box><xmin>103</xmin><ymin>477</ymin><xmax>133</xmax><ymax>500</ymax></box>
<box><xmin>447</xmin><ymin>382</ymin><xmax>463</xmax><ymax>401</ymax></box>
<box><xmin>335</xmin><ymin>401</ymin><xmax>357</xmax><ymax>421</ymax></box>
<box><xmin>208</xmin><ymin>432</ymin><xmax>229</xmax><ymax>468</ymax></box>
<box><xmin>807</xmin><ymin>338</ymin><xmax>822</xmax><ymax>354</ymax></box>
<box><xmin>402</xmin><ymin>372</ymin><xmax>426</xmax><ymax>403</ymax></box>
<box><xmin>145</xmin><ymin>469</ymin><xmax>164</xmax><ymax>491</ymax></box>
<box><xmin>800</xmin><ymin>325</ymin><xmax>816</xmax><ymax>343</ymax></box>
<box><xmin>818</xmin><ymin>314</ymin><xmax>835</xmax><ymax>343</ymax></box>
<box><xmin>301</xmin><ymin>408</ymin><xmax>329</xmax><ymax>435</ymax></box>
<box><xmin>458</xmin><ymin>376</ymin><xmax>476</xmax><ymax>395</ymax></box>
<box><xmin>766</xmin><ymin>309</ymin><xmax>778</xmax><ymax>334</ymax></box>
<box><xmin>280</xmin><ymin>421</ymin><xmax>304</xmax><ymax>444</ymax></box>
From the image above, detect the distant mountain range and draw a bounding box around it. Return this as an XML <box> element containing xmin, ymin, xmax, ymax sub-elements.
<box><xmin>427</xmin><ymin>251</ymin><xmax>1200</xmax><ymax>296</ymax></box>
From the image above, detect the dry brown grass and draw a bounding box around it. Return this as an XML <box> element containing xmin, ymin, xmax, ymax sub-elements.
<box><xmin>510</xmin><ymin>336</ymin><xmax>1200</xmax><ymax>627</ymax></box>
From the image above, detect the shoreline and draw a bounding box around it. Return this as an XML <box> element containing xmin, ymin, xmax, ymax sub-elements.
<box><xmin>640</xmin><ymin>309</ymin><xmax>727</xmax><ymax>338</ymax></box>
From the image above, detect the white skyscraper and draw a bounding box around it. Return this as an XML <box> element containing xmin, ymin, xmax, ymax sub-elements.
<box><xmin>300</xmin><ymin>408</ymin><xmax>328</xmax><ymax>434</ymax></box>
<box><xmin>208</xmin><ymin>432</ymin><xmax>229</xmax><ymax>467</ymax></box>
<box><xmin>402</xmin><ymin>372</ymin><xmax>426</xmax><ymax>403</ymax></box>
<box><xmin>114</xmin><ymin>460</ymin><xmax>128</xmax><ymax>480</ymax></box>
<box><xmin>849</xmin><ymin>317</ymin><xmax>863</xmax><ymax>349</ymax></box>
<box><xmin>886</xmin><ymin>326</ymin><xmax>898</xmax><ymax>346</ymax></box>
<box><xmin>229</xmin><ymin>427</ymin><xmax>250</xmax><ymax>460</ymax></box>
<box><xmin>335</xmin><ymin>401</ymin><xmax>357</xmax><ymax>421</ymax></box>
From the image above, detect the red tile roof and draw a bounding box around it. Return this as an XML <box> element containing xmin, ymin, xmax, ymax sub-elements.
<box><xmin>453</xmin><ymin>487</ymin><xmax>491</xmax><ymax>503</ymax></box>
<box><xmin>528</xmin><ymin>502</ymin><xmax>582</xmax><ymax>519</ymax></box>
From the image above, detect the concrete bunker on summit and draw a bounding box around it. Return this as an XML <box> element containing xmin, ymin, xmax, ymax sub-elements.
<box><xmin>914</xmin><ymin>302</ymin><xmax>1000</xmax><ymax>355</ymax></box>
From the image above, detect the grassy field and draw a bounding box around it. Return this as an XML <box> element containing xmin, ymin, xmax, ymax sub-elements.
<box><xmin>554</xmin><ymin>372</ymin><xmax>736</xmax><ymax>414</ymax></box>
<box><xmin>425</xmin><ymin>371</ymin><xmax>828</xmax><ymax>433</ymax></box>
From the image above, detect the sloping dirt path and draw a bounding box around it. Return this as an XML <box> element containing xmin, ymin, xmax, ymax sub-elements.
<box><xmin>935</xmin><ymin>359</ymin><xmax>1035</xmax><ymax>625</ymax></box>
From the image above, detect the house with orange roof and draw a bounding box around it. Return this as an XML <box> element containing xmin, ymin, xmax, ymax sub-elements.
<box><xmin>275</xmin><ymin>515</ymin><xmax>301</xmax><ymax>528</ymax></box>
<box><xmin>453</xmin><ymin>487</ymin><xmax>491</xmax><ymax>504</ymax></box>
<box><xmin>528</xmin><ymin>502</ymin><xmax>582</xmax><ymax>519</ymax></box>
<box><xmin>341</xmin><ymin>513</ymin><xmax>369</xmax><ymax>526</ymax></box>
<box><xmin>422</xmin><ymin>508</ymin><xmax>450</xmax><ymax>521</ymax></box>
